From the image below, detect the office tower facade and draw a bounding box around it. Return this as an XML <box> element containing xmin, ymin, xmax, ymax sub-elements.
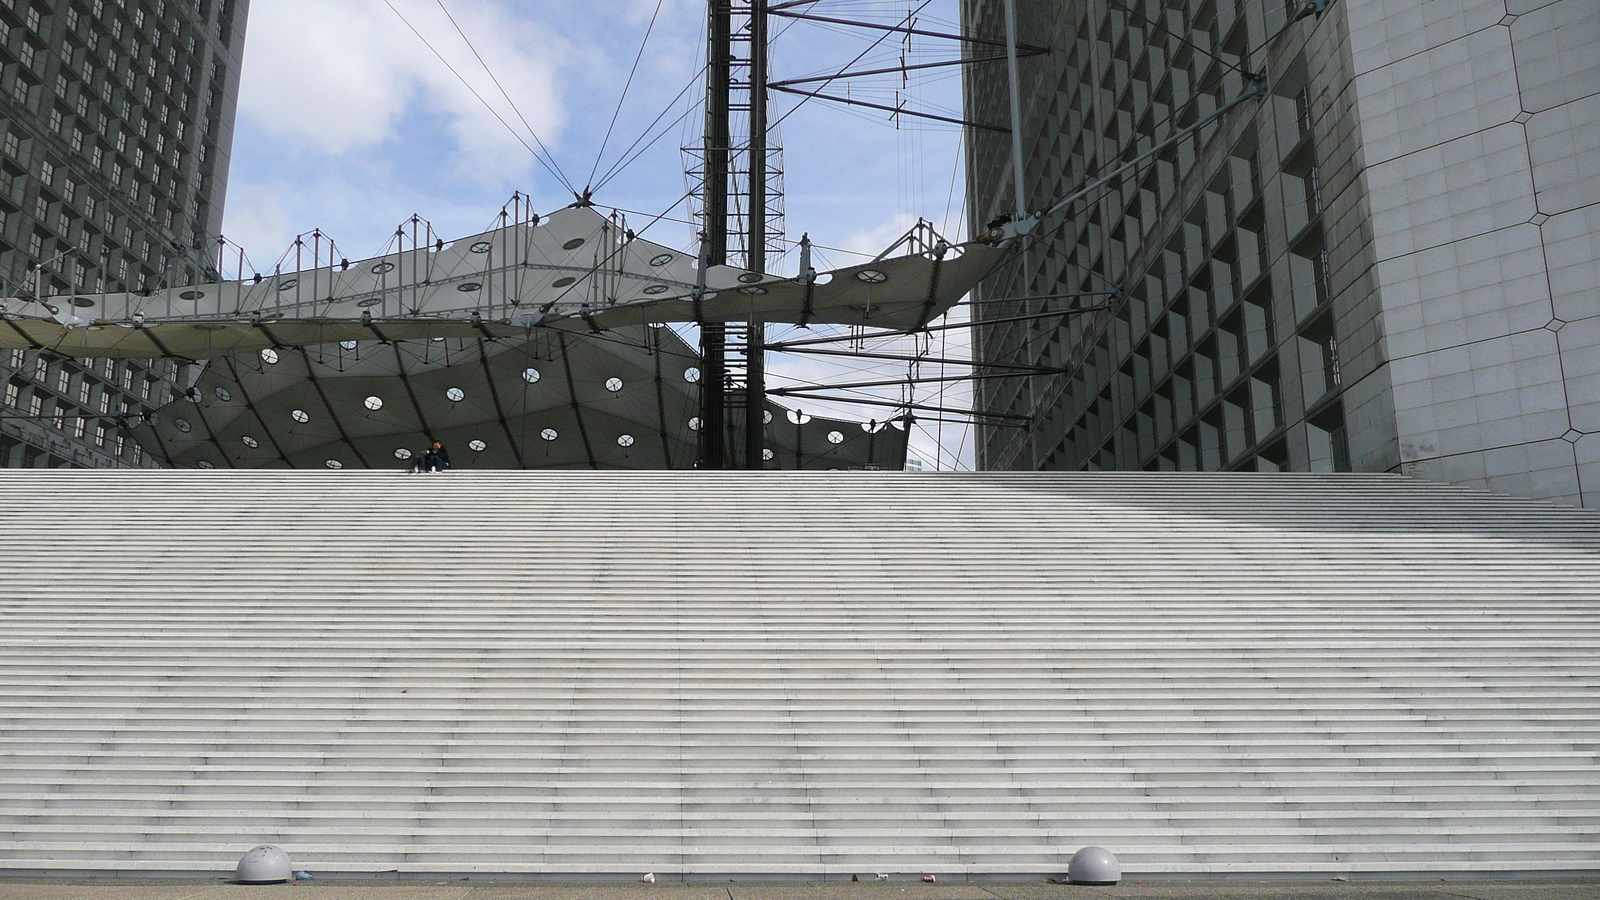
<box><xmin>0</xmin><ymin>0</ymin><xmax>248</xmax><ymax>467</ymax></box>
<box><xmin>963</xmin><ymin>0</ymin><xmax>1599</xmax><ymax>508</ymax></box>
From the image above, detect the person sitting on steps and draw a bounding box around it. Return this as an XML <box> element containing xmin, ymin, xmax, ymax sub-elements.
<box><xmin>409</xmin><ymin>440</ymin><xmax>450</xmax><ymax>473</ymax></box>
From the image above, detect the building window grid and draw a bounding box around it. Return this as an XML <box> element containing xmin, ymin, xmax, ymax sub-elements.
<box><xmin>978</xmin><ymin>0</ymin><xmax>1340</xmax><ymax>472</ymax></box>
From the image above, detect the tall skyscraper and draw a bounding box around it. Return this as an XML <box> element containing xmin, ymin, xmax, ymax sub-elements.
<box><xmin>963</xmin><ymin>0</ymin><xmax>1598</xmax><ymax>508</ymax></box>
<box><xmin>0</xmin><ymin>0</ymin><xmax>248</xmax><ymax>467</ymax></box>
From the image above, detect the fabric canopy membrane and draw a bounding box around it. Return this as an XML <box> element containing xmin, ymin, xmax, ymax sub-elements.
<box><xmin>142</xmin><ymin>327</ymin><xmax>910</xmax><ymax>471</ymax></box>
<box><xmin>0</xmin><ymin>206</ymin><xmax>1003</xmax><ymax>469</ymax></box>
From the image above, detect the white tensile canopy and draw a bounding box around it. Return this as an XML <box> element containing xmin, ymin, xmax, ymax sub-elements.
<box><xmin>0</xmin><ymin>206</ymin><xmax>1006</xmax><ymax>470</ymax></box>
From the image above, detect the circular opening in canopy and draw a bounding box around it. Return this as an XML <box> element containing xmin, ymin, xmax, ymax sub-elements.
<box><xmin>395</xmin><ymin>448</ymin><xmax>412</xmax><ymax>460</ymax></box>
<box><xmin>649</xmin><ymin>253</ymin><xmax>673</xmax><ymax>266</ymax></box>
<box><xmin>242</xmin><ymin>436</ymin><xmax>258</xmax><ymax>448</ymax></box>
<box><xmin>763</xmin><ymin>448</ymin><xmax>774</xmax><ymax>460</ymax></box>
<box><xmin>291</xmin><ymin>409</ymin><xmax>310</xmax><ymax>423</ymax></box>
<box><xmin>855</xmin><ymin>269</ymin><xmax>887</xmax><ymax>283</ymax></box>
<box><xmin>325</xmin><ymin>459</ymin><xmax>343</xmax><ymax>469</ymax></box>
<box><xmin>643</xmin><ymin>285</ymin><xmax>669</xmax><ymax>295</ymax></box>
<box><xmin>469</xmin><ymin>241</ymin><xmax>492</xmax><ymax>253</ymax></box>
<box><xmin>828</xmin><ymin>430</ymin><xmax>844</xmax><ymax>444</ymax></box>
<box><xmin>563</xmin><ymin>237</ymin><xmax>585</xmax><ymax>250</ymax></box>
<box><xmin>197</xmin><ymin>460</ymin><xmax>214</xmax><ymax>469</ymax></box>
<box><xmin>739</xmin><ymin>286</ymin><xmax>767</xmax><ymax>295</ymax></box>
<box><xmin>605</xmin><ymin>377</ymin><xmax>623</xmax><ymax>392</ymax></box>
<box><xmin>522</xmin><ymin>367</ymin><xmax>541</xmax><ymax>384</ymax></box>
<box><xmin>260</xmin><ymin>348</ymin><xmax>279</xmax><ymax>364</ymax></box>
<box><xmin>551</xmin><ymin>277</ymin><xmax>576</xmax><ymax>288</ymax></box>
<box><xmin>617</xmin><ymin>434</ymin><xmax>634</xmax><ymax>447</ymax></box>
<box><xmin>178</xmin><ymin>291</ymin><xmax>202</xmax><ymax>301</ymax></box>
<box><xmin>364</xmin><ymin>396</ymin><xmax>383</xmax><ymax>411</ymax></box>
<box><xmin>340</xmin><ymin>340</ymin><xmax>357</xmax><ymax>350</ymax></box>
<box><xmin>457</xmin><ymin>282</ymin><xmax>481</xmax><ymax>292</ymax></box>
<box><xmin>446</xmin><ymin>387</ymin><xmax>465</xmax><ymax>402</ymax></box>
<box><xmin>738</xmin><ymin>272</ymin><xmax>763</xmax><ymax>284</ymax></box>
<box><xmin>540</xmin><ymin>428</ymin><xmax>558</xmax><ymax>441</ymax></box>
<box><xmin>684</xmin><ymin>367</ymin><xmax>701</xmax><ymax>383</ymax></box>
<box><xmin>215</xmin><ymin>388</ymin><xmax>231</xmax><ymax>401</ymax></box>
<box><xmin>358</xmin><ymin>297</ymin><xmax>383</xmax><ymax>307</ymax></box>
<box><xmin>469</xmin><ymin>439</ymin><xmax>487</xmax><ymax>451</ymax></box>
<box><xmin>371</xmin><ymin>262</ymin><xmax>395</xmax><ymax>274</ymax></box>
<box><xmin>688</xmin><ymin>417</ymin><xmax>702</xmax><ymax>431</ymax></box>
<box><xmin>174</xmin><ymin>419</ymin><xmax>192</xmax><ymax>433</ymax></box>
<box><xmin>277</xmin><ymin>279</ymin><xmax>298</xmax><ymax>291</ymax></box>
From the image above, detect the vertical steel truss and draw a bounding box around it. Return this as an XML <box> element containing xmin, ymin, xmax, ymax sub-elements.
<box><xmin>690</xmin><ymin>0</ymin><xmax>783</xmax><ymax>468</ymax></box>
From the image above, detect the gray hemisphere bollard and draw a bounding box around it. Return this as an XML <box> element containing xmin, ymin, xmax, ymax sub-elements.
<box><xmin>1067</xmin><ymin>846</ymin><xmax>1121</xmax><ymax>885</ymax></box>
<box><xmin>235</xmin><ymin>845</ymin><xmax>293</xmax><ymax>884</ymax></box>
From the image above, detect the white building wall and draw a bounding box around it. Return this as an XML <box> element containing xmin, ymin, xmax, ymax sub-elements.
<box><xmin>1347</xmin><ymin>0</ymin><xmax>1599</xmax><ymax>507</ymax></box>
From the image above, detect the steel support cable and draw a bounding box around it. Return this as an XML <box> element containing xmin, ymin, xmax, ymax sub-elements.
<box><xmin>970</xmin><ymin>77</ymin><xmax>1266</xmax><ymax>376</ymax></box>
<box><xmin>591</xmin><ymin>98</ymin><xmax>700</xmax><ymax>194</ymax></box>
<box><xmin>1104</xmin><ymin>0</ymin><xmax>1249</xmax><ymax>77</ymax></box>
<box><xmin>430</xmin><ymin>0</ymin><xmax>577</xmax><ymax>193</ymax></box>
<box><xmin>767</xmin><ymin>0</ymin><xmax>933</xmax><ymax>132</ymax></box>
<box><xmin>593</xmin><ymin>3</ymin><xmax>809</xmax><ymax>193</ymax></box>
<box><xmin>587</xmin><ymin>0</ymin><xmax>668</xmax><ymax>190</ymax></box>
<box><xmin>383</xmin><ymin>0</ymin><xmax>575</xmax><ymax>195</ymax></box>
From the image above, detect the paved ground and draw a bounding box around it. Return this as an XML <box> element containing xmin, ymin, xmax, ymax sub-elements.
<box><xmin>0</xmin><ymin>879</ymin><xmax>1594</xmax><ymax>900</ymax></box>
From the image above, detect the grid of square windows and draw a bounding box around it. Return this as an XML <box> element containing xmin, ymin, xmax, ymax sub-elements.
<box><xmin>0</xmin><ymin>0</ymin><xmax>244</xmax><ymax>469</ymax></box>
<box><xmin>965</xmin><ymin>0</ymin><xmax>1353</xmax><ymax>474</ymax></box>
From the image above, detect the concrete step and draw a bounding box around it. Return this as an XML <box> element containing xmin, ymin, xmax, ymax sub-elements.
<box><xmin>0</xmin><ymin>469</ymin><xmax>1597</xmax><ymax>877</ymax></box>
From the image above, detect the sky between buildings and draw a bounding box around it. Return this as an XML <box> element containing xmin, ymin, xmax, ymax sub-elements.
<box><xmin>222</xmin><ymin>0</ymin><xmax>981</xmax><ymax>470</ymax></box>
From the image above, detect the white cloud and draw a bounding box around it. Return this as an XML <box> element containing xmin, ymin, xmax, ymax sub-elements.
<box><xmin>838</xmin><ymin>212</ymin><xmax>920</xmax><ymax>259</ymax></box>
<box><xmin>236</xmin><ymin>0</ymin><xmax>563</xmax><ymax>182</ymax></box>
<box><xmin>217</xmin><ymin>184</ymin><xmax>293</xmax><ymax>267</ymax></box>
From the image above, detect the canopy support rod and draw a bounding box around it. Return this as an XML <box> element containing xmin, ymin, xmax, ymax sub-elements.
<box><xmin>769</xmin><ymin>52</ymin><xmax>1041</xmax><ymax>87</ymax></box>
<box><xmin>769</xmin><ymin>84</ymin><xmax>1010</xmax><ymax>132</ymax></box>
<box><xmin>767</xmin><ymin>10</ymin><xmax>1049</xmax><ymax>53</ymax></box>
<box><xmin>770</xmin><ymin>369</ymin><xmax>1063</xmax><ymax>394</ymax></box>
<box><xmin>776</xmin><ymin>346</ymin><xmax>1062</xmax><ymax>373</ymax></box>
<box><xmin>765</xmin><ymin>308</ymin><xmax>1102</xmax><ymax>350</ymax></box>
<box><xmin>767</xmin><ymin>392</ymin><xmax>1032</xmax><ymax>422</ymax></box>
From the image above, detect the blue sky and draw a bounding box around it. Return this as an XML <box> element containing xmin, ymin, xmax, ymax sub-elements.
<box><xmin>222</xmin><ymin>0</ymin><xmax>979</xmax><ymax>469</ymax></box>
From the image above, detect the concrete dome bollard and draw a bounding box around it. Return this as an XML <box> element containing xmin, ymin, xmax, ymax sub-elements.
<box><xmin>1067</xmin><ymin>846</ymin><xmax>1120</xmax><ymax>885</ymax></box>
<box><xmin>235</xmin><ymin>845</ymin><xmax>292</xmax><ymax>884</ymax></box>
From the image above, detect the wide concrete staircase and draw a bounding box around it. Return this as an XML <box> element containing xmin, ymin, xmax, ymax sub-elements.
<box><xmin>0</xmin><ymin>469</ymin><xmax>1598</xmax><ymax>879</ymax></box>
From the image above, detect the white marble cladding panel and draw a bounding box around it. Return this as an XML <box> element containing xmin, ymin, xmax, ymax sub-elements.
<box><xmin>1345</xmin><ymin>0</ymin><xmax>1598</xmax><ymax>506</ymax></box>
<box><xmin>1505</xmin><ymin>0</ymin><xmax>1560</xmax><ymax>14</ymax></box>
<box><xmin>1352</xmin><ymin>24</ymin><xmax>1521</xmax><ymax>165</ymax></box>
<box><xmin>1578</xmin><ymin>433</ymin><xmax>1600</xmax><ymax>507</ymax></box>
<box><xmin>1345</xmin><ymin>0</ymin><xmax>1507</xmax><ymax>77</ymax></box>
<box><xmin>1404</xmin><ymin>438</ymin><xmax>1582</xmax><ymax>504</ymax></box>
<box><xmin>1526</xmin><ymin>94</ymin><xmax>1600</xmax><ymax>215</ymax></box>
<box><xmin>1543</xmin><ymin>205</ymin><xmax>1600</xmax><ymax>322</ymax></box>
<box><xmin>1559</xmin><ymin>317</ymin><xmax>1600</xmax><ymax>434</ymax></box>
<box><xmin>1508</xmin><ymin>0</ymin><xmax>1600</xmax><ymax>113</ymax></box>
<box><xmin>1364</xmin><ymin>123</ymin><xmax>1536</xmax><ymax>259</ymax></box>
<box><xmin>1374</xmin><ymin>224</ymin><xmax>1553</xmax><ymax>359</ymax></box>
<box><xmin>1389</xmin><ymin>329</ymin><xmax>1571</xmax><ymax>474</ymax></box>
